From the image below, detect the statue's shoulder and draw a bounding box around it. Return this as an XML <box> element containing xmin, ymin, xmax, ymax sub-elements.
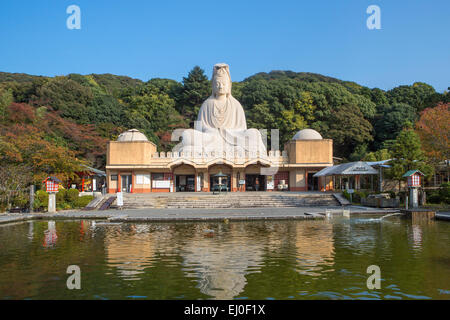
<box><xmin>229</xmin><ymin>95</ymin><xmax>244</xmax><ymax>108</ymax></box>
<box><xmin>200</xmin><ymin>96</ymin><xmax>214</xmax><ymax>109</ymax></box>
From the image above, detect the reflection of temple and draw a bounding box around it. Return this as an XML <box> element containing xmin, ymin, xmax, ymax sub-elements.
<box><xmin>106</xmin><ymin>64</ymin><xmax>334</xmax><ymax>193</ymax></box>
<box><xmin>295</xmin><ymin>221</ymin><xmax>335</xmax><ymax>276</ymax></box>
<box><xmin>104</xmin><ymin>225</ymin><xmax>156</xmax><ymax>280</ymax></box>
<box><xmin>181</xmin><ymin>225</ymin><xmax>264</xmax><ymax>299</ymax></box>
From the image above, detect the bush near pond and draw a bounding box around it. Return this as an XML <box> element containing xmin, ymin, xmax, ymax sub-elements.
<box><xmin>33</xmin><ymin>188</ymin><xmax>93</xmax><ymax>211</ymax></box>
<box><xmin>427</xmin><ymin>183</ymin><xmax>450</xmax><ymax>204</ymax></box>
<box><xmin>342</xmin><ymin>190</ymin><xmax>369</xmax><ymax>203</ymax></box>
<box><xmin>74</xmin><ymin>195</ymin><xmax>94</xmax><ymax>208</ymax></box>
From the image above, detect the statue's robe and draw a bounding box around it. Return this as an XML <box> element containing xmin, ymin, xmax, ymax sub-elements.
<box><xmin>174</xmin><ymin>95</ymin><xmax>266</xmax><ymax>154</ymax></box>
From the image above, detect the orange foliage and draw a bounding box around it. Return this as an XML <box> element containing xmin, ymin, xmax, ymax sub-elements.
<box><xmin>0</xmin><ymin>103</ymin><xmax>110</xmax><ymax>183</ymax></box>
<box><xmin>415</xmin><ymin>102</ymin><xmax>450</xmax><ymax>163</ymax></box>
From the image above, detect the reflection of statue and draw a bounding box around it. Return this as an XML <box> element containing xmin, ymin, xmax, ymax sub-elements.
<box><xmin>174</xmin><ymin>63</ymin><xmax>267</xmax><ymax>154</ymax></box>
<box><xmin>181</xmin><ymin>224</ymin><xmax>264</xmax><ymax>299</ymax></box>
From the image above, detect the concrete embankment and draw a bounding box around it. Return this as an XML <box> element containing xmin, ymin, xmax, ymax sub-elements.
<box><xmin>0</xmin><ymin>206</ymin><xmax>399</xmax><ymax>225</ymax></box>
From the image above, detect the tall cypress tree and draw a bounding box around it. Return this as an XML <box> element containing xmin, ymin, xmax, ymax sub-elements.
<box><xmin>178</xmin><ymin>66</ymin><xmax>210</xmax><ymax>121</ymax></box>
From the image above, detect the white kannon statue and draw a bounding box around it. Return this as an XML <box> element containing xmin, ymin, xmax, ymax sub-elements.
<box><xmin>173</xmin><ymin>63</ymin><xmax>267</xmax><ymax>154</ymax></box>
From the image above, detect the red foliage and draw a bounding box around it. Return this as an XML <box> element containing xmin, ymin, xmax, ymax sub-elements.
<box><xmin>7</xmin><ymin>103</ymin><xmax>36</xmax><ymax>123</ymax></box>
<box><xmin>415</xmin><ymin>102</ymin><xmax>450</xmax><ymax>162</ymax></box>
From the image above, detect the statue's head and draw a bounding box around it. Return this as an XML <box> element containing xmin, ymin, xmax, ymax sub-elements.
<box><xmin>212</xmin><ymin>63</ymin><xmax>232</xmax><ymax>98</ymax></box>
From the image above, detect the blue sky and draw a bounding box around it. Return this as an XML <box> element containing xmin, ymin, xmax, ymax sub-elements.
<box><xmin>0</xmin><ymin>0</ymin><xmax>448</xmax><ymax>91</ymax></box>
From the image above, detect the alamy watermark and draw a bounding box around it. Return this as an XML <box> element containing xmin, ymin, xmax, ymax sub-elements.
<box><xmin>366</xmin><ymin>5</ymin><xmax>381</xmax><ymax>30</ymax></box>
<box><xmin>66</xmin><ymin>265</ymin><xmax>81</xmax><ymax>289</ymax></box>
<box><xmin>66</xmin><ymin>5</ymin><xmax>81</xmax><ymax>30</ymax></box>
<box><xmin>366</xmin><ymin>265</ymin><xmax>381</xmax><ymax>289</ymax></box>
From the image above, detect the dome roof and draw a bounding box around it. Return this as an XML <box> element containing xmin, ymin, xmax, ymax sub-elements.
<box><xmin>117</xmin><ymin>129</ymin><xmax>148</xmax><ymax>142</ymax></box>
<box><xmin>292</xmin><ymin>129</ymin><xmax>323</xmax><ymax>140</ymax></box>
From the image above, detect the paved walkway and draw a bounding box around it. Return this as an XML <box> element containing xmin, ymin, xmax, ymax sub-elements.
<box><xmin>0</xmin><ymin>205</ymin><xmax>398</xmax><ymax>224</ymax></box>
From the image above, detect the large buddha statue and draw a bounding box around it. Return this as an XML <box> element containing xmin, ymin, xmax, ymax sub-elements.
<box><xmin>173</xmin><ymin>63</ymin><xmax>267</xmax><ymax>154</ymax></box>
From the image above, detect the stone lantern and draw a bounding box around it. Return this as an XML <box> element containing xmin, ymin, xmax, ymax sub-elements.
<box><xmin>402</xmin><ymin>170</ymin><xmax>425</xmax><ymax>208</ymax></box>
<box><xmin>42</xmin><ymin>176</ymin><xmax>62</xmax><ymax>213</ymax></box>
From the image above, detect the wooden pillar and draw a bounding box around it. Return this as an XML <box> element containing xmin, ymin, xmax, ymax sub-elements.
<box><xmin>205</xmin><ymin>171</ymin><xmax>210</xmax><ymax>192</ymax></box>
<box><xmin>131</xmin><ymin>172</ymin><xmax>135</xmax><ymax>193</ymax></box>
<box><xmin>194</xmin><ymin>171</ymin><xmax>197</xmax><ymax>192</ymax></box>
<box><xmin>305</xmin><ymin>171</ymin><xmax>309</xmax><ymax>191</ymax></box>
<box><xmin>150</xmin><ymin>172</ymin><xmax>153</xmax><ymax>193</ymax></box>
<box><xmin>117</xmin><ymin>173</ymin><xmax>121</xmax><ymax>193</ymax></box>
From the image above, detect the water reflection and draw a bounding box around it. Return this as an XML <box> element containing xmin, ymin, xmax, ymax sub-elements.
<box><xmin>411</xmin><ymin>224</ymin><xmax>423</xmax><ymax>251</ymax></box>
<box><xmin>43</xmin><ymin>221</ymin><xmax>57</xmax><ymax>248</ymax></box>
<box><xmin>295</xmin><ymin>220</ymin><xmax>334</xmax><ymax>276</ymax></box>
<box><xmin>27</xmin><ymin>221</ymin><xmax>33</xmax><ymax>242</ymax></box>
<box><xmin>105</xmin><ymin>224</ymin><xmax>156</xmax><ymax>280</ymax></box>
<box><xmin>1</xmin><ymin>217</ymin><xmax>448</xmax><ymax>300</ymax></box>
<box><xmin>181</xmin><ymin>224</ymin><xmax>264</xmax><ymax>299</ymax></box>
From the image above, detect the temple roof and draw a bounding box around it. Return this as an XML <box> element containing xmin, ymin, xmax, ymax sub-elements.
<box><xmin>117</xmin><ymin>129</ymin><xmax>148</xmax><ymax>142</ymax></box>
<box><xmin>292</xmin><ymin>129</ymin><xmax>322</xmax><ymax>140</ymax></box>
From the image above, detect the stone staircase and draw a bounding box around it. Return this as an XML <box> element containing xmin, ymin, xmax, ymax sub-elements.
<box><xmin>115</xmin><ymin>192</ymin><xmax>340</xmax><ymax>209</ymax></box>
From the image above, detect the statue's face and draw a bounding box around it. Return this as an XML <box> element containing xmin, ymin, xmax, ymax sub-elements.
<box><xmin>213</xmin><ymin>76</ymin><xmax>229</xmax><ymax>96</ymax></box>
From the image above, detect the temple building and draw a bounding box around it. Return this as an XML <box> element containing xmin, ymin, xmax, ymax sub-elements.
<box><xmin>105</xmin><ymin>63</ymin><xmax>334</xmax><ymax>193</ymax></box>
<box><xmin>105</xmin><ymin>128</ymin><xmax>334</xmax><ymax>193</ymax></box>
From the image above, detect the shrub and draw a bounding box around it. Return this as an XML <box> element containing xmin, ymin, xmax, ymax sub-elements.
<box><xmin>353</xmin><ymin>191</ymin><xmax>368</xmax><ymax>203</ymax></box>
<box><xmin>427</xmin><ymin>190</ymin><xmax>440</xmax><ymax>203</ymax></box>
<box><xmin>438</xmin><ymin>182</ymin><xmax>450</xmax><ymax>204</ymax></box>
<box><xmin>56</xmin><ymin>189</ymin><xmax>67</xmax><ymax>203</ymax></box>
<box><xmin>12</xmin><ymin>194</ymin><xmax>28</xmax><ymax>208</ymax></box>
<box><xmin>73</xmin><ymin>195</ymin><xmax>94</xmax><ymax>208</ymax></box>
<box><xmin>427</xmin><ymin>183</ymin><xmax>450</xmax><ymax>204</ymax></box>
<box><xmin>66</xmin><ymin>188</ymin><xmax>79</xmax><ymax>203</ymax></box>
<box><xmin>342</xmin><ymin>190</ymin><xmax>351</xmax><ymax>201</ymax></box>
<box><xmin>35</xmin><ymin>190</ymin><xmax>49</xmax><ymax>208</ymax></box>
<box><xmin>62</xmin><ymin>203</ymin><xmax>72</xmax><ymax>210</ymax></box>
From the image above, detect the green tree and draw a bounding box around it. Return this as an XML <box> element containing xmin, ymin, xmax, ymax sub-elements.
<box><xmin>36</xmin><ymin>77</ymin><xmax>94</xmax><ymax>123</ymax></box>
<box><xmin>177</xmin><ymin>66</ymin><xmax>210</xmax><ymax>120</ymax></box>
<box><xmin>327</xmin><ymin>104</ymin><xmax>373</xmax><ymax>158</ymax></box>
<box><xmin>120</xmin><ymin>83</ymin><xmax>186</xmax><ymax>149</ymax></box>
<box><xmin>363</xmin><ymin>149</ymin><xmax>391</xmax><ymax>162</ymax></box>
<box><xmin>0</xmin><ymin>87</ymin><xmax>13</xmax><ymax>121</ymax></box>
<box><xmin>372</xmin><ymin>103</ymin><xmax>417</xmax><ymax>149</ymax></box>
<box><xmin>386</xmin><ymin>82</ymin><xmax>436</xmax><ymax>112</ymax></box>
<box><xmin>388</xmin><ymin>126</ymin><xmax>432</xmax><ymax>189</ymax></box>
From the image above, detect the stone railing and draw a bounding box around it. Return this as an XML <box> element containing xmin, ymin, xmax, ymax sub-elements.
<box><xmin>151</xmin><ymin>150</ymin><xmax>287</xmax><ymax>159</ymax></box>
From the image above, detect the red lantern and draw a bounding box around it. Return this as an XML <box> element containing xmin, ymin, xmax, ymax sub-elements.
<box><xmin>402</xmin><ymin>170</ymin><xmax>424</xmax><ymax>188</ymax></box>
<box><xmin>43</xmin><ymin>176</ymin><xmax>62</xmax><ymax>193</ymax></box>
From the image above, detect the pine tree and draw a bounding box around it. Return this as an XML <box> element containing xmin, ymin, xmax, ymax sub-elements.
<box><xmin>178</xmin><ymin>66</ymin><xmax>210</xmax><ymax>121</ymax></box>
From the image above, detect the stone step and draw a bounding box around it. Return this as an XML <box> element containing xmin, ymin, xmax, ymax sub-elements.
<box><xmin>118</xmin><ymin>192</ymin><xmax>339</xmax><ymax>209</ymax></box>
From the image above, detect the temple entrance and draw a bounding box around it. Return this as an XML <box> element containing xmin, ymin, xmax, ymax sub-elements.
<box><xmin>210</xmin><ymin>174</ymin><xmax>231</xmax><ymax>191</ymax></box>
<box><xmin>121</xmin><ymin>174</ymin><xmax>132</xmax><ymax>193</ymax></box>
<box><xmin>307</xmin><ymin>172</ymin><xmax>319</xmax><ymax>191</ymax></box>
<box><xmin>245</xmin><ymin>174</ymin><xmax>266</xmax><ymax>191</ymax></box>
<box><xmin>175</xmin><ymin>175</ymin><xmax>195</xmax><ymax>192</ymax></box>
<box><xmin>208</xmin><ymin>164</ymin><xmax>232</xmax><ymax>192</ymax></box>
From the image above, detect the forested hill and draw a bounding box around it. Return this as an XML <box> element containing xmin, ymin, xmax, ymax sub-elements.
<box><xmin>0</xmin><ymin>67</ymin><xmax>448</xmax><ymax>182</ymax></box>
<box><xmin>245</xmin><ymin>70</ymin><xmax>348</xmax><ymax>84</ymax></box>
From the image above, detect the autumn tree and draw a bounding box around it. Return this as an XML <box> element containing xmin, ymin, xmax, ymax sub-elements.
<box><xmin>415</xmin><ymin>102</ymin><xmax>450</xmax><ymax>164</ymax></box>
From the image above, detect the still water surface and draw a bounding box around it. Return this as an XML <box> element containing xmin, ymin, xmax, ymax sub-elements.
<box><xmin>0</xmin><ymin>215</ymin><xmax>449</xmax><ymax>300</ymax></box>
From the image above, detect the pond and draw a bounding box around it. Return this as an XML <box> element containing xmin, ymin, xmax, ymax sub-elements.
<box><xmin>0</xmin><ymin>215</ymin><xmax>449</xmax><ymax>300</ymax></box>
